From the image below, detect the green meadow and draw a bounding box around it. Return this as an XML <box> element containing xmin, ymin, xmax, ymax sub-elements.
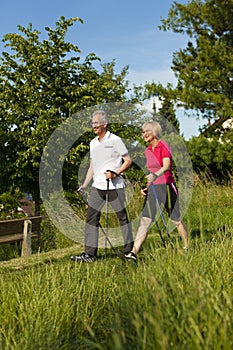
<box><xmin>0</xmin><ymin>179</ymin><xmax>232</xmax><ymax>350</ymax></box>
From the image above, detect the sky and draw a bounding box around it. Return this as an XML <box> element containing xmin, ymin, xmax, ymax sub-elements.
<box><xmin>0</xmin><ymin>0</ymin><xmax>205</xmax><ymax>139</ymax></box>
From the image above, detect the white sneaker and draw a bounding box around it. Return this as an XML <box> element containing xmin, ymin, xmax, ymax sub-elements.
<box><xmin>125</xmin><ymin>251</ymin><xmax>137</xmax><ymax>262</ymax></box>
<box><xmin>117</xmin><ymin>250</ymin><xmax>137</xmax><ymax>262</ymax></box>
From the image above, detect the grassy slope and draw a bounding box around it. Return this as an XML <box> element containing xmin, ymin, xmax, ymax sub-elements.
<box><xmin>0</xmin><ymin>181</ymin><xmax>232</xmax><ymax>350</ymax></box>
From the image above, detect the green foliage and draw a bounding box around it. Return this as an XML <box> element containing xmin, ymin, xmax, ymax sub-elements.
<box><xmin>138</xmin><ymin>0</ymin><xmax>233</xmax><ymax>184</ymax></box>
<box><xmin>158</xmin><ymin>97</ymin><xmax>180</xmax><ymax>134</ymax></box>
<box><xmin>187</xmin><ymin>131</ymin><xmax>233</xmax><ymax>182</ymax></box>
<box><xmin>40</xmin><ymin>218</ymin><xmax>74</xmax><ymax>252</ymax></box>
<box><xmin>0</xmin><ymin>192</ymin><xmax>24</xmax><ymax>219</ymax></box>
<box><xmin>0</xmin><ymin>16</ymin><xmax>129</xmax><ymax>210</ymax></box>
<box><xmin>134</xmin><ymin>82</ymin><xmax>181</xmax><ymax>135</ymax></box>
<box><xmin>159</xmin><ymin>0</ymin><xmax>233</xmax><ymax>127</ymax></box>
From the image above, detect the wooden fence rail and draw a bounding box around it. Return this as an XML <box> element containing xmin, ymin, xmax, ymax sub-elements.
<box><xmin>0</xmin><ymin>216</ymin><xmax>43</xmax><ymax>257</ymax></box>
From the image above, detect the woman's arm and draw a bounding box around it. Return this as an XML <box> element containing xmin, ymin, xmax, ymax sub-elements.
<box><xmin>146</xmin><ymin>157</ymin><xmax>170</xmax><ymax>182</ymax></box>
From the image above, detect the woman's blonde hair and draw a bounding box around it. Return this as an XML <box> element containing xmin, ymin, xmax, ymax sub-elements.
<box><xmin>142</xmin><ymin>121</ymin><xmax>162</xmax><ymax>139</ymax></box>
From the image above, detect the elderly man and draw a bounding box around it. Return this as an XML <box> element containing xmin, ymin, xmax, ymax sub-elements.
<box><xmin>71</xmin><ymin>110</ymin><xmax>133</xmax><ymax>262</ymax></box>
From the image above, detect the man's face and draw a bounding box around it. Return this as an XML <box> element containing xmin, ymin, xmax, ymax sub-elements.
<box><xmin>91</xmin><ymin>114</ymin><xmax>107</xmax><ymax>135</ymax></box>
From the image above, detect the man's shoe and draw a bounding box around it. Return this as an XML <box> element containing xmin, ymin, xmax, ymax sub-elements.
<box><xmin>70</xmin><ymin>252</ymin><xmax>95</xmax><ymax>263</ymax></box>
<box><xmin>116</xmin><ymin>250</ymin><xmax>137</xmax><ymax>262</ymax></box>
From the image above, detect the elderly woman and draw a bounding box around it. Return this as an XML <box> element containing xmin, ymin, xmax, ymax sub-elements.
<box><xmin>117</xmin><ymin>121</ymin><xmax>188</xmax><ymax>262</ymax></box>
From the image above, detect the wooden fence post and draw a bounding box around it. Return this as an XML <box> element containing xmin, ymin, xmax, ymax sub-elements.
<box><xmin>21</xmin><ymin>220</ymin><xmax>32</xmax><ymax>257</ymax></box>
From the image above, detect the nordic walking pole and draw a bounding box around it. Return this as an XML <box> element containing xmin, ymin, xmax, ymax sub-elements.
<box><xmin>77</xmin><ymin>188</ymin><xmax>116</xmax><ymax>254</ymax></box>
<box><xmin>143</xmin><ymin>186</ymin><xmax>166</xmax><ymax>247</ymax></box>
<box><xmin>154</xmin><ymin>220</ymin><xmax>166</xmax><ymax>247</ymax></box>
<box><xmin>151</xmin><ymin>184</ymin><xmax>171</xmax><ymax>240</ymax></box>
<box><xmin>105</xmin><ymin>178</ymin><xmax>110</xmax><ymax>259</ymax></box>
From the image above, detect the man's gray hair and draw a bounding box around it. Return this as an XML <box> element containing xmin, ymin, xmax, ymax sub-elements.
<box><xmin>92</xmin><ymin>110</ymin><xmax>108</xmax><ymax>123</ymax></box>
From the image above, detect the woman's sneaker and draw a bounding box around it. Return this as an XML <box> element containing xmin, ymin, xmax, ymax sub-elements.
<box><xmin>116</xmin><ymin>250</ymin><xmax>137</xmax><ymax>262</ymax></box>
<box><xmin>70</xmin><ymin>252</ymin><xmax>95</xmax><ymax>263</ymax></box>
<box><xmin>125</xmin><ymin>251</ymin><xmax>137</xmax><ymax>262</ymax></box>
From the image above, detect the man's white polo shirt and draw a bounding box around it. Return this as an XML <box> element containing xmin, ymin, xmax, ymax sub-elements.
<box><xmin>90</xmin><ymin>131</ymin><xmax>128</xmax><ymax>190</ymax></box>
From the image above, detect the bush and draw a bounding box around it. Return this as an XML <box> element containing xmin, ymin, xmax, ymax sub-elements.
<box><xmin>186</xmin><ymin>132</ymin><xmax>233</xmax><ymax>184</ymax></box>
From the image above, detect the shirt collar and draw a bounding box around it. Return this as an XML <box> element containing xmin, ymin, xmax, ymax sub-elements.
<box><xmin>148</xmin><ymin>140</ymin><xmax>161</xmax><ymax>150</ymax></box>
<box><xmin>97</xmin><ymin>130</ymin><xmax>111</xmax><ymax>142</ymax></box>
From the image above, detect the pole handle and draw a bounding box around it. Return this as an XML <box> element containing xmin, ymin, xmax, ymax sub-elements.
<box><xmin>106</xmin><ymin>169</ymin><xmax>119</xmax><ymax>177</ymax></box>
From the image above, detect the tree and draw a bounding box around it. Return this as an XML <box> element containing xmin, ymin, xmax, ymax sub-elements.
<box><xmin>157</xmin><ymin>97</ymin><xmax>180</xmax><ymax>134</ymax></box>
<box><xmin>159</xmin><ymin>0</ymin><xmax>233</xmax><ymax>131</ymax></box>
<box><xmin>134</xmin><ymin>82</ymin><xmax>181</xmax><ymax>134</ymax></box>
<box><xmin>187</xmin><ymin>130</ymin><xmax>233</xmax><ymax>182</ymax></box>
<box><xmin>0</xmin><ymin>17</ymin><xmax>129</xmax><ymax>214</ymax></box>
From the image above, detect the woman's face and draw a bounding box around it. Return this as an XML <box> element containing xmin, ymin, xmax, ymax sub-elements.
<box><xmin>142</xmin><ymin>127</ymin><xmax>155</xmax><ymax>143</ymax></box>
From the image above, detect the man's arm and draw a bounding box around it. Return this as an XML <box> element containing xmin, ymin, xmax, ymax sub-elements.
<box><xmin>105</xmin><ymin>154</ymin><xmax>132</xmax><ymax>179</ymax></box>
<box><xmin>78</xmin><ymin>160</ymin><xmax>94</xmax><ymax>191</ymax></box>
<box><xmin>119</xmin><ymin>154</ymin><xmax>132</xmax><ymax>174</ymax></box>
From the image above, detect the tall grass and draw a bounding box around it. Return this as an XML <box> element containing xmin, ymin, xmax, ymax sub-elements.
<box><xmin>0</xmin><ymin>179</ymin><xmax>232</xmax><ymax>349</ymax></box>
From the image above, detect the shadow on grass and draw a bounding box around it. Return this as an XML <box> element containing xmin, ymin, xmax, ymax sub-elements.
<box><xmin>190</xmin><ymin>225</ymin><xmax>230</xmax><ymax>242</ymax></box>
